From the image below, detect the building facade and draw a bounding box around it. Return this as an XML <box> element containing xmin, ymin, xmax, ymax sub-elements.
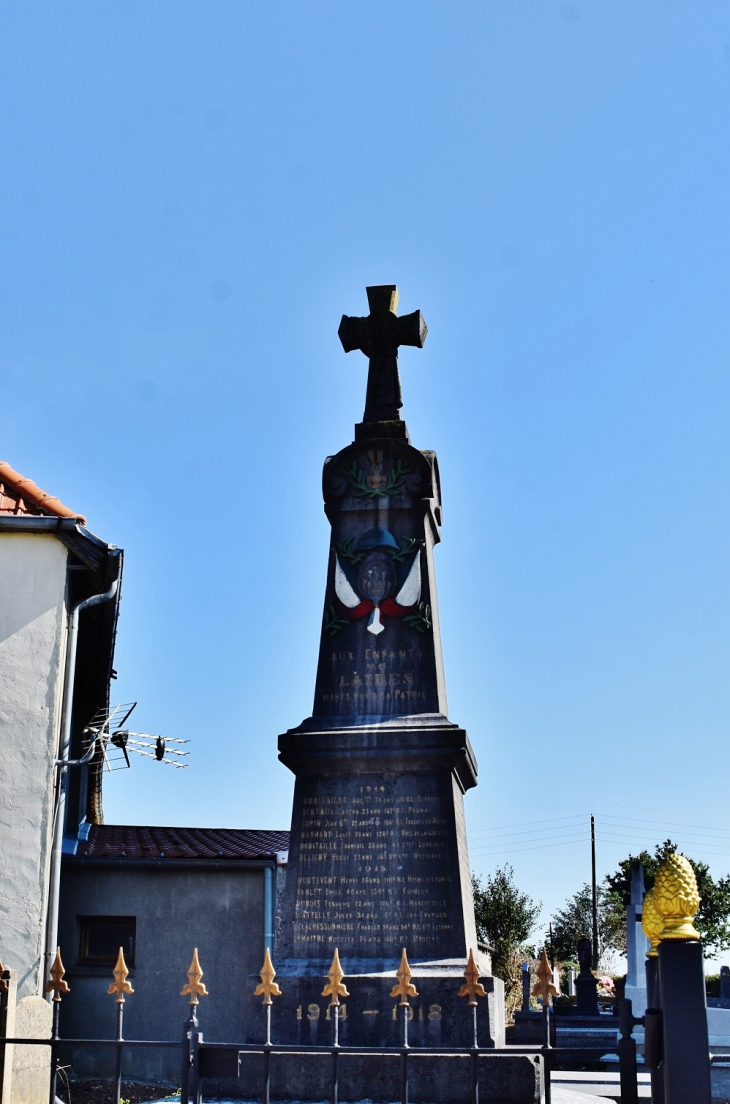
<box><xmin>58</xmin><ymin>825</ymin><xmax>289</xmax><ymax>1081</ymax></box>
<box><xmin>0</xmin><ymin>463</ymin><xmax>122</xmax><ymax>1000</ymax></box>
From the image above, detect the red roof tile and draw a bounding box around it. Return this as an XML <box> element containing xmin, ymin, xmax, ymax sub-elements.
<box><xmin>78</xmin><ymin>825</ymin><xmax>290</xmax><ymax>861</ymax></box>
<box><xmin>0</xmin><ymin>460</ymin><xmax>86</xmax><ymax>524</ymax></box>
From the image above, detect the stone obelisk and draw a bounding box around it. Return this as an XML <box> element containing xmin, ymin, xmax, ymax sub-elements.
<box><xmin>275</xmin><ymin>286</ymin><xmax>504</xmax><ymax>1047</ymax></box>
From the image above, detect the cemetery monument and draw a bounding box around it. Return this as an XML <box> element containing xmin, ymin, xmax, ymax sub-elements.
<box><xmin>273</xmin><ymin>286</ymin><xmax>505</xmax><ymax>1048</ymax></box>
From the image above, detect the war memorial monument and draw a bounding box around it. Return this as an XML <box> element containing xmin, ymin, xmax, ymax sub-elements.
<box><xmin>273</xmin><ymin>285</ymin><xmax>505</xmax><ymax>1049</ymax></box>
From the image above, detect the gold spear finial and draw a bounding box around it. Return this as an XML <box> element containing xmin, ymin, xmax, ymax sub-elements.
<box><xmin>322</xmin><ymin>949</ymin><xmax>349</xmax><ymax>1007</ymax></box>
<box><xmin>531</xmin><ymin>948</ymin><xmax>558</xmax><ymax>1007</ymax></box>
<box><xmin>641</xmin><ymin>888</ymin><xmax>663</xmax><ymax>957</ymax></box>
<box><xmin>458</xmin><ymin>948</ymin><xmax>487</xmax><ymax>1007</ymax></box>
<box><xmin>46</xmin><ymin>948</ymin><xmax>70</xmax><ymax>1002</ymax></box>
<box><xmin>653</xmin><ymin>853</ymin><xmax>701</xmax><ymax>941</ymax></box>
<box><xmin>389</xmin><ymin>948</ymin><xmax>418</xmax><ymax>1007</ymax></box>
<box><xmin>107</xmin><ymin>948</ymin><xmax>134</xmax><ymax>1003</ymax></box>
<box><xmin>181</xmin><ymin>949</ymin><xmax>208</xmax><ymax>1006</ymax></box>
<box><xmin>254</xmin><ymin>948</ymin><xmax>282</xmax><ymax>1005</ymax></box>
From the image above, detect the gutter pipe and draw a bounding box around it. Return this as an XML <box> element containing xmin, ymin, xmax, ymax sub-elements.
<box><xmin>44</xmin><ymin>575</ymin><xmax>119</xmax><ymax>998</ymax></box>
<box><xmin>264</xmin><ymin>865</ymin><xmax>274</xmax><ymax>956</ymax></box>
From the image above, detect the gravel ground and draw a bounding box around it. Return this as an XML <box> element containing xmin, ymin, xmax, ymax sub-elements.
<box><xmin>57</xmin><ymin>1080</ymin><xmax>178</xmax><ymax>1104</ymax></box>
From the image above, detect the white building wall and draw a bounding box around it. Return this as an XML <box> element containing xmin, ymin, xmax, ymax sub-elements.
<box><xmin>0</xmin><ymin>534</ymin><xmax>68</xmax><ymax>997</ymax></box>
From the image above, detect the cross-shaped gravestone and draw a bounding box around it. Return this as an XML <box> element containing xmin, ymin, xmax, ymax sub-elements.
<box><xmin>338</xmin><ymin>285</ymin><xmax>427</xmax><ymax>424</ymax></box>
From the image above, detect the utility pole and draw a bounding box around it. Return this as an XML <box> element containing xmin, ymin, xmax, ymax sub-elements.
<box><xmin>591</xmin><ymin>813</ymin><xmax>598</xmax><ymax>970</ymax></box>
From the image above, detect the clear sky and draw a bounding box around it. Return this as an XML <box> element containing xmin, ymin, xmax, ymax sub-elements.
<box><xmin>4</xmin><ymin>2</ymin><xmax>730</xmax><ymax>961</ymax></box>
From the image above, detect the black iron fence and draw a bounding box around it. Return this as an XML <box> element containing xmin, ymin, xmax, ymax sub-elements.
<box><xmin>0</xmin><ymin>944</ymin><xmax>640</xmax><ymax>1104</ymax></box>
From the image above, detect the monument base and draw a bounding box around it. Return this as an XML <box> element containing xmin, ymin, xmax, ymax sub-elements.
<box><xmin>575</xmin><ymin>975</ymin><xmax>599</xmax><ymax>1016</ymax></box>
<box><xmin>208</xmin><ymin>1050</ymin><xmax>543</xmax><ymax>1103</ymax></box>
<box><xmin>251</xmin><ymin>965</ymin><xmax>504</xmax><ymax>1048</ymax></box>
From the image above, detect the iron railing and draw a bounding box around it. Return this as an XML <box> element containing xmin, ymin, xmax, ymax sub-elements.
<box><xmin>0</xmin><ymin>945</ymin><xmax>637</xmax><ymax>1104</ymax></box>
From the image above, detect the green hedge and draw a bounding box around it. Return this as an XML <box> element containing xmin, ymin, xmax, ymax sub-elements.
<box><xmin>706</xmin><ymin>974</ymin><xmax>720</xmax><ymax>998</ymax></box>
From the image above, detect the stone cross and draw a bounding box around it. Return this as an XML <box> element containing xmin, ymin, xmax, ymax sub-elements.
<box><xmin>338</xmin><ymin>285</ymin><xmax>427</xmax><ymax>424</ymax></box>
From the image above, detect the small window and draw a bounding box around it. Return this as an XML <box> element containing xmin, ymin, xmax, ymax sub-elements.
<box><xmin>78</xmin><ymin>916</ymin><xmax>136</xmax><ymax>967</ymax></box>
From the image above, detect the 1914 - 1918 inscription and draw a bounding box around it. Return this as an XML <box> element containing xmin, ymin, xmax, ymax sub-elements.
<box><xmin>284</xmin><ymin>773</ymin><xmax>461</xmax><ymax>961</ymax></box>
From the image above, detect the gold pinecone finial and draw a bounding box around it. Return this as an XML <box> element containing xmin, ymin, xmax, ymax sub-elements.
<box><xmin>46</xmin><ymin>948</ymin><xmax>70</xmax><ymax>1002</ymax></box>
<box><xmin>0</xmin><ymin>959</ymin><xmax>8</xmax><ymax>994</ymax></box>
<box><xmin>107</xmin><ymin>948</ymin><xmax>134</xmax><ymax>1003</ymax></box>
<box><xmin>654</xmin><ymin>853</ymin><xmax>701</xmax><ymax>941</ymax></box>
<box><xmin>254</xmin><ymin>948</ymin><xmax>282</xmax><ymax>1005</ymax></box>
<box><xmin>322</xmin><ymin>948</ymin><xmax>349</xmax><ymax>1007</ymax></box>
<box><xmin>459</xmin><ymin>948</ymin><xmax>487</xmax><ymax>1007</ymax></box>
<box><xmin>390</xmin><ymin>948</ymin><xmax>418</xmax><ymax>1006</ymax></box>
<box><xmin>531</xmin><ymin>948</ymin><xmax>558</xmax><ymax>1006</ymax></box>
<box><xmin>181</xmin><ymin>948</ymin><xmax>209</xmax><ymax>1006</ymax></box>
<box><xmin>641</xmin><ymin>888</ymin><xmax>663</xmax><ymax>957</ymax></box>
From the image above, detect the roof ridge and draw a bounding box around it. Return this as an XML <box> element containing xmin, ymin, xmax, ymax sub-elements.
<box><xmin>0</xmin><ymin>460</ymin><xmax>86</xmax><ymax>524</ymax></box>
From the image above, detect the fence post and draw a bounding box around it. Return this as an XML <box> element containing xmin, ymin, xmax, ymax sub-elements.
<box><xmin>390</xmin><ymin>950</ymin><xmax>417</xmax><ymax>1104</ymax></box>
<box><xmin>658</xmin><ymin>940</ymin><xmax>710</xmax><ymax>1104</ymax></box>
<box><xmin>322</xmin><ymin>949</ymin><xmax>348</xmax><ymax>1104</ymax></box>
<box><xmin>45</xmin><ymin>950</ymin><xmax>69</xmax><ymax>1104</ymax></box>
<box><xmin>457</xmin><ymin>950</ymin><xmax>487</xmax><ymax>1104</ymax></box>
<box><xmin>254</xmin><ymin>948</ymin><xmax>283</xmax><ymax>1104</ymax></box>
<box><xmin>617</xmin><ymin>998</ymin><xmax>639</xmax><ymax>1104</ymax></box>
<box><xmin>531</xmin><ymin>949</ymin><xmax>556</xmax><ymax>1104</ymax></box>
<box><xmin>179</xmin><ymin>950</ymin><xmax>208</xmax><ymax>1104</ymax></box>
<box><xmin>652</xmin><ymin>854</ymin><xmax>711</xmax><ymax>1104</ymax></box>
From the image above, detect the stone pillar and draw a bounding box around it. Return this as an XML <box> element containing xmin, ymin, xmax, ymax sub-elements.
<box><xmin>9</xmin><ymin>996</ymin><xmax>51</xmax><ymax>1104</ymax></box>
<box><xmin>658</xmin><ymin>941</ymin><xmax>711</xmax><ymax>1104</ymax></box>
<box><xmin>624</xmin><ymin>862</ymin><xmax>649</xmax><ymax>1019</ymax></box>
<box><xmin>0</xmin><ymin>967</ymin><xmax>16</xmax><ymax>1104</ymax></box>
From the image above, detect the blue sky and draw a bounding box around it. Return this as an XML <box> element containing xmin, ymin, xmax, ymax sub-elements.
<box><xmin>4</xmin><ymin>2</ymin><xmax>730</xmax><ymax>957</ymax></box>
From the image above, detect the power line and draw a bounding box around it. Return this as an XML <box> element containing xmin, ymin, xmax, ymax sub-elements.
<box><xmin>596</xmin><ymin>812</ymin><xmax>730</xmax><ymax>835</ymax></box>
<box><xmin>597</xmin><ymin>836</ymin><xmax>730</xmax><ymax>858</ymax></box>
<box><xmin>470</xmin><ymin>836</ymin><xmax>588</xmax><ymax>856</ymax></box>
<box><xmin>470</xmin><ymin>830</ymin><xmax>587</xmax><ymax>843</ymax></box>
<box><xmin>469</xmin><ymin>828</ymin><xmax>590</xmax><ymax>848</ymax></box>
<box><xmin>468</xmin><ymin>813</ymin><xmax>589</xmax><ymax>836</ymax></box>
<box><xmin>598</xmin><ymin>828</ymin><xmax>730</xmax><ymax>844</ymax></box>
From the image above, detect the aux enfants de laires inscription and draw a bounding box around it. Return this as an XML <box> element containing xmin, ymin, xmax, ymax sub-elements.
<box><xmin>273</xmin><ymin>287</ymin><xmax>505</xmax><ymax>1047</ymax></box>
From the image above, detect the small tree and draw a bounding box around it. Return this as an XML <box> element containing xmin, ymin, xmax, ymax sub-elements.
<box><xmin>550</xmin><ymin>883</ymin><xmax>626</xmax><ymax>966</ymax></box>
<box><xmin>605</xmin><ymin>838</ymin><xmax>730</xmax><ymax>958</ymax></box>
<box><xmin>472</xmin><ymin>865</ymin><xmax>541</xmax><ymax>1012</ymax></box>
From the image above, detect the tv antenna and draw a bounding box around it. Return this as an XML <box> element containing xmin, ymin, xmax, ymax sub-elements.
<box><xmin>79</xmin><ymin>702</ymin><xmax>189</xmax><ymax>771</ymax></box>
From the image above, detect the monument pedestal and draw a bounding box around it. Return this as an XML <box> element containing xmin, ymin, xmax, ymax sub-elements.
<box><xmin>275</xmin><ymin>716</ymin><xmax>504</xmax><ymax>1046</ymax></box>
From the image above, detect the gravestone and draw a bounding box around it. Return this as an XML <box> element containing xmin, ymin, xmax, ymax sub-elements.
<box><xmin>721</xmin><ymin>966</ymin><xmax>730</xmax><ymax>1001</ymax></box>
<box><xmin>574</xmin><ymin>937</ymin><xmax>599</xmax><ymax>1016</ymax></box>
<box><xmin>624</xmin><ymin>861</ymin><xmax>649</xmax><ymax>1020</ymax></box>
<box><xmin>521</xmin><ymin>962</ymin><xmax>531</xmax><ymax>1012</ymax></box>
<box><xmin>272</xmin><ymin>286</ymin><xmax>505</xmax><ymax>1049</ymax></box>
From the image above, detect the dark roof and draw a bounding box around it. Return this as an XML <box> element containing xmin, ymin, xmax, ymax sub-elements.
<box><xmin>78</xmin><ymin>825</ymin><xmax>290</xmax><ymax>861</ymax></box>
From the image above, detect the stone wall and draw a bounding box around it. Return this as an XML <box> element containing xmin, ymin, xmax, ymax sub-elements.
<box><xmin>0</xmin><ymin>534</ymin><xmax>68</xmax><ymax>999</ymax></box>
